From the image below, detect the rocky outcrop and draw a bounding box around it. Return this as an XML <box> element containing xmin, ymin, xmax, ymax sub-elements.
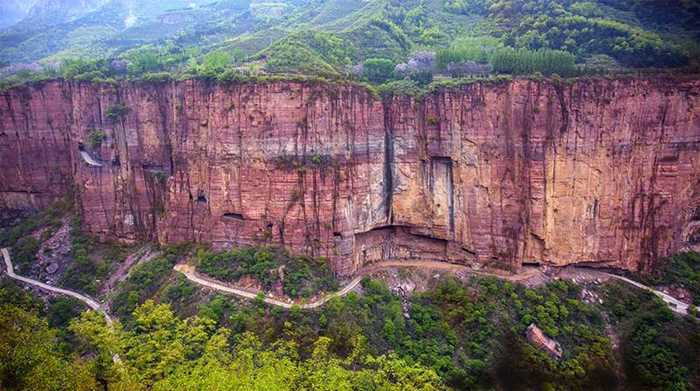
<box><xmin>1</xmin><ymin>78</ymin><xmax>699</xmax><ymax>276</ymax></box>
<box><xmin>526</xmin><ymin>323</ymin><xmax>563</xmax><ymax>358</ymax></box>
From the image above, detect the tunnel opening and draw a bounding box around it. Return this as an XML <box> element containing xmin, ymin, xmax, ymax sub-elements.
<box><xmin>692</xmin><ymin>206</ymin><xmax>700</xmax><ymax>221</ymax></box>
<box><xmin>689</xmin><ymin>228</ymin><xmax>700</xmax><ymax>244</ymax></box>
<box><xmin>222</xmin><ymin>212</ymin><xmax>244</xmax><ymax>221</ymax></box>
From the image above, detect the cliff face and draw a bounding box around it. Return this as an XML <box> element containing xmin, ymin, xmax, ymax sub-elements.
<box><xmin>1</xmin><ymin>78</ymin><xmax>699</xmax><ymax>276</ymax></box>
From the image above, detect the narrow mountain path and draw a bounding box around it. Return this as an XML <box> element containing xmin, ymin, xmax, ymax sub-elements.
<box><xmin>79</xmin><ymin>150</ymin><xmax>103</xmax><ymax>167</ymax></box>
<box><xmin>177</xmin><ymin>260</ymin><xmax>694</xmax><ymax>315</ymax></box>
<box><xmin>175</xmin><ymin>260</ymin><xmax>538</xmax><ymax>310</ymax></box>
<box><xmin>174</xmin><ymin>264</ymin><xmax>361</xmax><ymax>309</ymax></box>
<box><xmin>2</xmin><ymin>247</ymin><xmax>113</xmax><ymax>322</ymax></box>
<box><xmin>2</xmin><ymin>247</ymin><xmax>121</xmax><ymax>362</ymax></box>
<box><xmin>606</xmin><ymin>273</ymin><xmax>690</xmax><ymax>315</ymax></box>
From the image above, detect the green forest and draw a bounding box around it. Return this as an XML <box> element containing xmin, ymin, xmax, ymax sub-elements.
<box><xmin>1</xmin><ymin>0</ymin><xmax>699</xmax><ymax>92</ymax></box>
<box><xmin>2</xmin><ymin>1</ymin><xmax>700</xmax><ymax>390</ymax></box>
<box><xmin>2</xmin><ymin>204</ymin><xmax>699</xmax><ymax>390</ymax></box>
<box><xmin>2</xmin><ymin>265</ymin><xmax>699</xmax><ymax>390</ymax></box>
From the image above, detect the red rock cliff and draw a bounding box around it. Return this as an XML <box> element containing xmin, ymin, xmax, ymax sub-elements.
<box><xmin>1</xmin><ymin>78</ymin><xmax>699</xmax><ymax>276</ymax></box>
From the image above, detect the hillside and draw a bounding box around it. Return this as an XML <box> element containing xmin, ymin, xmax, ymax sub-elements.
<box><xmin>1</xmin><ymin>2</ymin><xmax>700</xmax><ymax>391</ymax></box>
<box><xmin>1</xmin><ymin>0</ymin><xmax>699</xmax><ymax>78</ymax></box>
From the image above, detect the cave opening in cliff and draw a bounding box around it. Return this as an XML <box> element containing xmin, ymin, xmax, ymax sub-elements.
<box><xmin>196</xmin><ymin>191</ymin><xmax>207</xmax><ymax>203</ymax></box>
<box><xmin>692</xmin><ymin>206</ymin><xmax>700</xmax><ymax>221</ymax></box>
<box><xmin>222</xmin><ymin>212</ymin><xmax>244</xmax><ymax>221</ymax></box>
<box><xmin>689</xmin><ymin>228</ymin><xmax>700</xmax><ymax>244</ymax></box>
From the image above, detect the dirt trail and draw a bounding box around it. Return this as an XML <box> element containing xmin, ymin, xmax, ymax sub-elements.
<box><xmin>79</xmin><ymin>150</ymin><xmax>102</xmax><ymax>167</ymax></box>
<box><xmin>177</xmin><ymin>260</ymin><xmax>694</xmax><ymax>316</ymax></box>
<box><xmin>2</xmin><ymin>247</ymin><xmax>121</xmax><ymax>362</ymax></box>
<box><xmin>175</xmin><ymin>260</ymin><xmax>543</xmax><ymax>310</ymax></box>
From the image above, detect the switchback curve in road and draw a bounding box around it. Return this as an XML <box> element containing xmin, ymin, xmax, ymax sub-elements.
<box><xmin>175</xmin><ymin>260</ymin><xmax>538</xmax><ymax>310</ymax></box>
<box><xmin>177</xmin><ymin>260</ymin><xmax>694</xmax><ymax>316</ymax></box>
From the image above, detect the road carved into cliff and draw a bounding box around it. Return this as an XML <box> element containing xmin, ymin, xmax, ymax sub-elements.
<box><xmin>175</xmin><ymin>263</ymin><xmax>363</xmax><ymax>309</ymax></box>
<box><xmin>177</xmin><ymin>260</ymin><xmax>694</xmax><ymax>316</ymax></box>
<box><xmin>79</xmin><ymin>150</ymin><xmax>103</xmax><ymax>167</ymax></box>
<box><xmin>176</xmin><ymin>261</ymin><xmax>538</xmax><ymax>309</ymax></box>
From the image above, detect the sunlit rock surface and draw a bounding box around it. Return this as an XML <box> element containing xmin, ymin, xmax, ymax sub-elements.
<box><xmin>1</xmin><ymin>78</ymin><xmax>699</xmax><ymax>276</ymax></box>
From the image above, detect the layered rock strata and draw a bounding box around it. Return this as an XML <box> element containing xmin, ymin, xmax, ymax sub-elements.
<box><xmin>1</xmin><ymin>78</ymin><xmax>699</xmax><ymax>276</ymax></box>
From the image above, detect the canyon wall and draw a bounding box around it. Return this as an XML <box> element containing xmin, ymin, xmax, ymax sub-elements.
<box><xmin>1</xmin><ymin>78</ymin><xmax>699</xmax><ymax>276</ymax></box>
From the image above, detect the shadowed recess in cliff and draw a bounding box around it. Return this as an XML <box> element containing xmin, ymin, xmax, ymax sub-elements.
<box><xmin>0</xmin><ymin>78</ymin><xmax>699</xmax><ymax>277</ymax></box>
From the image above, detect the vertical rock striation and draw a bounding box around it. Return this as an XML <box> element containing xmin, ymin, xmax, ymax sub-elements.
<box><xmin>1</xmin><ymin>78</ymin><xmax>699</xmax><ymax>276</ymax></box>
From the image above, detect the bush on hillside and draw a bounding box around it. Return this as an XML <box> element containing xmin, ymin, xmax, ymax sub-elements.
<box><xmin>363</xmin><ymin>58</ymin><xmax>395</xmax><ymax>84</ymax></box>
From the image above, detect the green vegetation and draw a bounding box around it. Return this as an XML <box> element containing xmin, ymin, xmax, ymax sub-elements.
<box><xmin>603</xmin><ymin>281</ymin><xmax>700</xmax><ymax>390</ymax></box>
<box><xmin>1</xmin><ymin>0</ymin><xmax>698</xmax><ymax>92</ymax></box>
<box><xmin>0</xmin><ymin>199</ymin><xmax>68</xmax><ymax>249</ymax></box>
<box><xmin>453</xmin><ymin>0</ymin><xmax>696</xmax><ymax>68</ymax></box>
<box><xmin>363</xmin><ymin>58</ymin><xmax>395</xmax><ymax>84</ymax></box>
<box><xmin>2</xmin><ymin>252</ymin><xmax>699</xmax><ymax>390</ymax></box>
<box><xmin>436</xmin><ymin>38</ymin><xmax>577</xmax><ymax>77</ymax></box>
<box><xmin>0</xmin><ymin>199</ymin><xmax>71</xmax><ymax>275</ymax></box>
<box><xmin>11</xmin><ymin>236</ymin><xmax>39</xmax><ymax>274</ymax></box>
<box><xmin>260</xmin><ymin>31</ymin><xmax>355</xmax><ymax>77</ymax></box>
<box><xmin>85</xmin><ymin>129</ymin><xmax>106</xmax><ymax>149</ymax></box>
<box><xmin>111</xmin><ymin>244</ymin><xmax>191</xmax><ymax>319</ymax></box>
<box><xmin>310</xmin><ymin>277</ymin><xmax>617</xmax><ymax>389</ymax></box>
<box><xmin>63</xmin><ymin>300</ymin><xmax>446</xmax><ymax>390</ymax></box>
<box><xmin>105</xmin><ymin>104</ymin><xmax>129</xmax><ymax>121</ymax></box>
<box><xmin>0</xmin><ymin>304</ymin><xmax>96</xmax><ymax>391</ymax></box>
<box><xmin>490</xmin><ymin>47</ymin><xmax>577</xmax><ymax>76</ymax></box>
<box><xmin>436</xmin><ymin>36</ymin><xmax>499</xmax><ymax>69</ymax></box>
<box><xmin>59</xmin><ymin>216</ymin><xmax>129</xmax><ymax>296</ymax></box>
<box><xmin>197</xmin><ymin>246</ymin><xmax>338</xmax><ymax>299</ymax></box>
<box><xmin>643</xmin><ymin>252</ymin><xmax>700</xmax><ymax>305</ymax></box>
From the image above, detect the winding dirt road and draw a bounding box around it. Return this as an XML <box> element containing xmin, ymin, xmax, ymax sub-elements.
<box><xmin>2</xmin><ymin>247</ymin><xmax>114</xmax><ymax>324</ymax></box>
<box><xmin>175</xmin><ymin>260</ymin><xmax>540</xmax><ymax>309</ymax></box>
<box><xmin>2</xmin><ymin>247</ymin><xmax>121</xmax><ymax>362</ymax></box>
<box><xmin>607</xmin><ymin>273</ymin><xmax>690</xmax><ymax>315</ymax></box>
<box><xmin>176</xmin><ymin>260</ymin><xmax>694</xmax><ymax>316</ymax></box>
<box><xmin>175</xmin><ymin>264</ymin><xmax>364</xmax><ymax>309</ymax></box>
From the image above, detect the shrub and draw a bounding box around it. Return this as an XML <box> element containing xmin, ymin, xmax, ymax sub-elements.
<box><xmin>197</xmin><ymin>246</ymin><xmax>338</xmax><ymax>299</ymax></box>
<box><xmin>12</xmin><ymin>236</ymin><xmax>39</xmax><ymax>273</ymax></box>
<box><xmin>644</xmin><ymin>252</ymin><xmax>700</xmax><ymax>305</ymax></box>
<box><xmin>86</xmin><ymin>129</ymin><xmax>106</xmax><ymax>149</ymax></box>
<box><xmin>192</xmin><ymin>51</ymin><xmax>232</xmax><ymax>79</ymax></box>
<box><xmin>112</xmin><ymin>256</ymin><xmax>177</xmax><ymax>318</ymax></box>
<box><xmin>490</xmin><ymin>47</ymin><xmax>577</xmax><ymax>76</ymax></box>
<box><xmin>106</xmin><ymin>104</ymin><xmax>129</xmax><ymax>121</ymax></box>
<box><xmin>363</xmin><ymin>58</ymin><xmax>395</xmax><ymax>84</ymax></box>
<box><xmin>59</xmin><ymin>58</ymin><xmax>114</xmax><ymax>81</ymax></box>
<box><xmin>436</xmin><ymin>36</ymin><xmax>500</xmax><ymax>70</ymax></box>
<box><xmin>126</xmin><ymin>48</ymin><xmax>165</xmax><ymax>75</ymax></box>
<box><xmin>409</xmin><ymin>70</ymin><xmax>433</xmax><ymax>86</ymax></box>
